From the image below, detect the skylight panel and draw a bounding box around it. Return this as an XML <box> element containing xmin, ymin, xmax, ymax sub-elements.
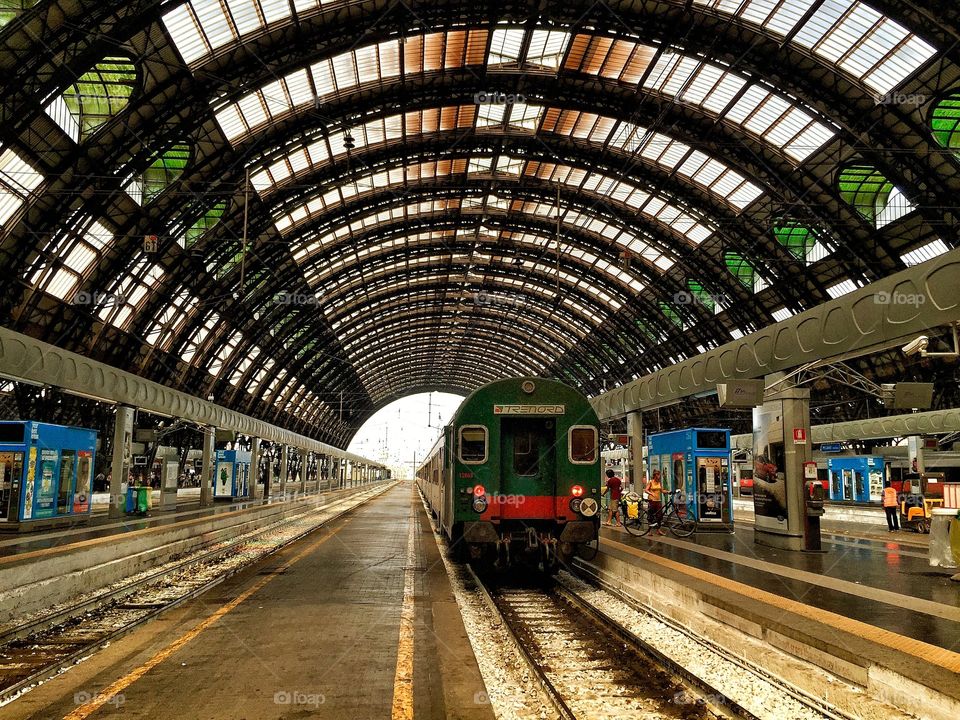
<box><xmin>162</xmin><ymin>4</ymin><xmax>210</xmax><ymax>65</ymax></box>
<box><xmin>771</xmin><ymin>307</ymin><xmax>794</xmax><ymax>322</ymax></box>
<box><xmin>875</xmin><ymin>186</ymin><xmax>915</xmax><ymax>228</ymax></box>
<box><xmin>827</xmin><ymin>279</ymin><xmax>858</xmax><ymax>298</ymax></box>
<box><xmin>527</xmin><ymin>29</ymin><xmax>571</xmax><ymax>69</ymax></box>
<box><xmin>508</xmin><ymin>103</ymin><xmax>544</xmax><ymax>130</ymax></box>
<box><xmin>489</xmin><ymin>28</ymin><xmax>525</xmax><ymax>66</ymax></box>
<box><xmin>899</xmin><ymin>239</ymin><xmax>950</xmax><ymax>267</ymax></box>
<box><xmin>729</xmin><ymin>328</ymin><xmax>745</xmax><ymax>340</ymax></box>
<box><xmin>226</xmin><ymin>0</ymin><xmax>262</xmax><ymax>36</ymax></box>
<box><xmin>0</xmin><ymin>147</ymin><xmax>43</xmax><ymax>228</ymax></box>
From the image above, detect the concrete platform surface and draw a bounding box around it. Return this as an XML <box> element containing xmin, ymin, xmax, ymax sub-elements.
<box><xmin>0</xmin><ymin>482</ymin><xmax>491</xmax><ymax>720</ymax></box>
<box><xmin>601</xmin><ymin>521</ymin><xmax>959</xmax><ymax>652</ymax></box>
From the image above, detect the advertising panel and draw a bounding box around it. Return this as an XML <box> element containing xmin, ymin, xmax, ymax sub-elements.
<box><xmin>22</xmin><ymin>447</ymin><xmax>36</xmax><ymax>520</ymax></box>
<box><xmin>217</xmin><ymin>462</ymin><xmax>234</xmax><ymax>496</ymax></box>
<box><xmin>752</xmin><ymin>403</ymin><xmax>789</xmax><ymax>525</ymax></box>
<box><xmin>34</xmin><ymin>448</ymin><xmax>59</xmax><ymax>518</ymax></box>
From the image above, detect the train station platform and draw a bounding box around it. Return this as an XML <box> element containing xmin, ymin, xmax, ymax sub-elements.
<box><xmin>0</xmin><ymin>484</ymin><xmax>346</xmax><ymax>559</ymax></box>
<box><xmin>591</xmin><ymin>522</ymin><xmax>960</xmax><ymax>719</ymax></box>
<box><xmin>1</xmin><ymin>482</ymin><xmax>493</xmax><ymax>720</ymax></box>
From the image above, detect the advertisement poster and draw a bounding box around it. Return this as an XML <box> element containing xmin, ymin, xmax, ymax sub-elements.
<box><xmin>217</xmin><ymin>463</ymin><xmax>234</xmax><ymax>496</ymax></box>
<box><xmin>671</xmin><ymin>452</ymin><xmax>686</xmax><ymax>501</ymax></box>
<box><xmin>23</xmin><ymin>448</ymin><xmax>37</xmax><ymax>520</ymax></box>
<box><xmin>73</xmin><ymin>451</ymin><xmax>92</xmax><ymax>513</ymax></box>
<box><xmin>35</xmin><ymin>448</ymin><xmax>59</xmax><ymax>518</ymax></box>
<box><xmin>752</xmin><ymin>404</ymin><xmax>788</xmax><ymax>524</ymax></box>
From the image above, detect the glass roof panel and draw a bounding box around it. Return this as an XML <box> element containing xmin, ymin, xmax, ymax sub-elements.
<box><xmin>0</xmin><ymin>146</ymin><xmax>43</xmax><ymax>228</ymax></box>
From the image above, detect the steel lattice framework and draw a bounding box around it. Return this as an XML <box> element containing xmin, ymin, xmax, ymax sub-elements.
<box><xmin>1</xmin><ymin>0</ymin><xmax>959</xmax><ymax>446</ymax></box>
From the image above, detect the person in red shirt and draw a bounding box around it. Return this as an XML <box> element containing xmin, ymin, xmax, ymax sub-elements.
<box><xmin>604</xmin><ymin>469</ymin><xmax>623</xmax><ymax>526</ymax></box>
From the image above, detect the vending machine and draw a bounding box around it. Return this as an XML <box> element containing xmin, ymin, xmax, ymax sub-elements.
<box><xmin>0</xmin><ymin>421</ymin><xmax>97</xmax><ymax>531</ymax></box>
<box><xmin>647</xmin><ymin>428</ymin><xmax>734</xmax><ymax>531</ymax></box>
<box><xmin>827</xmin><ymin>456</ymin><xmax>885</xmax><ymax>503</ymax></box>
<box><xmin>213</xmin><ymin>449</ymin><xmax>251</xmax><ymax>500</ymax></box>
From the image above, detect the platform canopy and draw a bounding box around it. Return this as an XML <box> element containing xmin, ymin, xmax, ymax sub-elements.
<box><xmin>1</xmin><ymin>0</ymin><xmax>959</xmax><ymax>445</ymax></box>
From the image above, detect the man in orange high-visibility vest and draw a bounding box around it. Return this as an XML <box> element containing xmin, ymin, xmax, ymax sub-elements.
<box><xmin>882</xmin><ymin>481</ymin><xmax>899</xmax><ymax>532</ymax></box>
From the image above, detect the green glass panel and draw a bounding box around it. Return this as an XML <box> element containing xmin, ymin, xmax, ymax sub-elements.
<box><xmin>0</xmin><ymin>1</ymin><xmax>34</xmax><ymax>28</ymax></box>
<box><xmin>185</xmin><ymin>202</ymin><xmax>226</xmax><ymax>248</ymax></box>
<box><xmin>142</xmin><ymin>144</ymin><xmax>190</xmax><ymax>203</ymax></box>
<box><xmin>687</xmin><ymin>280</ymin><xmax>715</xmax><ymax>312</ymax></box>
<box><xmin>62</xmin><ymin>57</ymin><xmax>137</xmax><ymax>139</ymax></box>
<box><xmin>772</xmin><ymin>221</ymin><xmax>817</xmax><ymax>262</ymax></box>
<box><xmin>635</xmin><ymin>319</ymin><xmax>658</xmax><ymax>342</ymax></box>
<box><xmin>838</xmin><ymin>165</ymin><xmax>893</xmax><ymax>224</ymax></box>
<box><xmin>724</xmin><ymin>252</ymin><xmax>755</xmax><ymax>289</ymax></box>
<box><xmin>659</xmin><ymin>302</ymin><xmax>683</xmax><ymax>328</ymax></box>
<box><xmin>215</xmin><ymin>246</ymin><xmax>244</xmax><ymax>279</ymax></box>
<box><xmin>930</xmin><ymin>94</ymin><xmax>960</xmax><ymax>152</ymax></box>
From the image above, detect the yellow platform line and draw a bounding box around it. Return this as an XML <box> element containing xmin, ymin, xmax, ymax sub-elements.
<box><xmin>604</xmin><ymin>537</ymin><xmax>960</xmax><ymax>674</ymax></box>
<box><xmin>391</xmin><ymin>503</ymin><xmax>417</xmax><ymax>720</ymax></box>
<box><xmin>63</xmin><ymin>517</ymin><xmax>354</xmax><ymax>720</ymax></box>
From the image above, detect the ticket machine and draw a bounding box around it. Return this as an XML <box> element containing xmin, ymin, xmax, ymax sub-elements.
<box><xmin>213</xmin><ymin>449</ymin><xmax>251</xmax><ymax>500</ymax></box>
<box><xmin>647</xmin><ymin>427</ymin><xmax>734</xmax><ymax>531</ymax></box>
<box><xmin>0</xmin><ymin>421</ymin><xmax>97</xmax><ymax>531</ymax></box>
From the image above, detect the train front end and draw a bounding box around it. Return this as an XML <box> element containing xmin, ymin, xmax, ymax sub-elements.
<box><xmin>451</xmin><ymin>377</ymin><xmax>601</xmax><ymax>570</ymax></box>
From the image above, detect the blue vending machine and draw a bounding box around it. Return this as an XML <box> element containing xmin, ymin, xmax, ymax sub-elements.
<box><xmin>647</xmin><ymin>427</ymin><xmax>734</xmax><ymax>531</ymax></box>
<box><xmin>0</xmin><ymin>421</ymin><xmax>97</xmax><ymax>531</ymax></box>
<box><xmin>827</xmin><ymin>456</ymin><xmax>885</xmax><ymax>503</ymax></box>
<box><xmin>213</xmin><ymin>450</ymin><xmax>251</xmax><ymax>500</ymax></box>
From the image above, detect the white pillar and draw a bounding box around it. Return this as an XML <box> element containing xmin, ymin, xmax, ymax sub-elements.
<box><xmin>907</xmin><ymin>435</ymin><xmax>926</xmax><ymax>475</ymax></box>
<box><xmin>627</xmin><ymin>411</ymin><xmax>644</xmax><ymax>492</ymax></box>
<box><xmin>109</xmin><ymin>405</ymin><xmax>135</xmax><ymax>518</ymax></box>
<box><xmin>280</xmin><ymin>445</ymin><xmax>289</xmax><ymax>495</ymax></box>
<box><xmin>200</xmin><ymin>425</ymin><xmax>215</xmax><ymax>507</ymax></box>
<box><xmin>300</xmin><ymin>449</ymin><xmax>307</xmax><ymax>495</ymax></box>
<box><xmin>250</xmin><ymin>438</ymin><xmax>261</xmax><ymax>499</ymax></box>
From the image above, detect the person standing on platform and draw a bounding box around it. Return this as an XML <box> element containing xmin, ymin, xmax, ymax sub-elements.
<box><xmin>604</xmin><ymin>469</ymin><xmax>623</xmax><ymax>526</ymax></box>
<box><xmin>646</xmin><ymin>470</ymin><xmax>665</xmax><ymax>533</ymax></box>
<box><xmin>883</xmin><ymin>481</ymin><xmax>900</xmax><ymax>531</ymax></box>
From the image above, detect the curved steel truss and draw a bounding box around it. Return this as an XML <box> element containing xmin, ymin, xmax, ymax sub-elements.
<box><xmin>1</xmin><ymin>0</ymin><xmax>959</xmax><ymax>445</ymax></box>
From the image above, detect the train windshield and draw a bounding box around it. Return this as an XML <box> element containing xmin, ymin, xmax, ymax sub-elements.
<box><xmin>569</xmin><ymin>427</ymin><xmax>598</xmax><ymax>463</ymax></box>
<box><xmin>459</xmin><ymin>426</ymin><xmax>488</xmax><ymax>463</ymax></box>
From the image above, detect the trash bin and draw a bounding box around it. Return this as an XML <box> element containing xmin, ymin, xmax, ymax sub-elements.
<box><xmin>929</xmin><ymin>508</ymin><xmax>960</xmax><ymax>569</ymax></box>
<box><xmin>136</xmin><ymin>486</ymin><xmax>150</xmax><ymax>514</ymax></box>
<box><xmin>125</xmin><ymin>486</ymin><xmax>136</xmax><ymax>513</ymax></box>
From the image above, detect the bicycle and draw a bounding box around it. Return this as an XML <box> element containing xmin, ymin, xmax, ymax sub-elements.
<box><xmin>659</xmin><ymin>491</ymin><xmax>698</xmax><ymax>538</ymax></box>
<box><xmin>621</xmin><ymin>493</ymin><xmax>651</xmax><ymax>537</ymax></box>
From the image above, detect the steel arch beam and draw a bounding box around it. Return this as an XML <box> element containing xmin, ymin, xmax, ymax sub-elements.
<box><xmin>592</xmin><ymin>248</ymin><xmax>960</xmax><ymax>418</ymax></box>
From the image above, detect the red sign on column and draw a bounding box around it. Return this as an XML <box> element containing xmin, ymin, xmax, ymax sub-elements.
<box><xmin>793</xmin><ymin>428</ymin><xmax>807</xmax><ymax>444</ymax></box>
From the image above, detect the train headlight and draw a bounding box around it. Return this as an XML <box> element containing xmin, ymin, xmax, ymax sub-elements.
<box><xmin>569</xmin><ymin>497</ymin><xmax>582</xmax><ymax>513</ymax></box>
<box><xmin>571</xmin><ymin>485</ymin><xmax>584</xmax><ymax>497</ymax></box>
<box><xmin>472</xmin><ymin>497</ymin><xmax>488</xmax><ymax>513</ymax></box>
<box><xmin>578</xmin><ymin>498</ymin><xmax>599</xmax><ymax>518</ymax></box>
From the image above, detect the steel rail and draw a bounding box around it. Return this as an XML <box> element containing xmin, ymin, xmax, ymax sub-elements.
<box><xmin>572</xmin><ymin>559</ymin><xmax>853</xmax><ymax>720</ymax></box>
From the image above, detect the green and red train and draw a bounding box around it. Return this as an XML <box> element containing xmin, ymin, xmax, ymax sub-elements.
<box><xmin>417</xmin><ymin>377</ymin><xmax>601</xmax><ymax>570</ymax></box>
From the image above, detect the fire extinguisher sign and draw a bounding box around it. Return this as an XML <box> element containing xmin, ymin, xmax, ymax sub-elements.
<box><xmin>793</xmin><ymin>428</ymin><xmax>807</xmax><ymax>444</ymax></box>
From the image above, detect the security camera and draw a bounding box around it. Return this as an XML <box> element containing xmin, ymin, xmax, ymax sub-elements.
<box><xmin>901</xmin><ymin>336</ymin><xmax>929</xmax><ymax>356</ymax></box>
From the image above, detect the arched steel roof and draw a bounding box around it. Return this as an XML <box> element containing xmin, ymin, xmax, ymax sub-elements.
<box><xmin>1</xmin><ymin>0</ymin><xmax>958</xmax><ymax>445</ymax></box>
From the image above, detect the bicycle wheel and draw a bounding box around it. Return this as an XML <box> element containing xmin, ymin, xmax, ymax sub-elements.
<box><xmin>668</xmin><ymin>507</ymin><xmax>698</xmax><ymax>538</ymax></box>
<box><xmin>623</xmin><ymin>507</ymin><xmax>651</xmax><ymax>536</ymax></box>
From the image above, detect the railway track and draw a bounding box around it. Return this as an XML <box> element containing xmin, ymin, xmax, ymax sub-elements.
<box><xmin>467</xmin><ymin>564</ymin><xmax>845</xmax><ymax>720</ymax></box>
<box><xmin>0</xmin><ymin>484</ymin><xmax>392</xmax><ymax>706</ymax></box>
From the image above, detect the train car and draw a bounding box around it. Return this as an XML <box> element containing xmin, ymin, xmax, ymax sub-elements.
<box><xmin>417</xmin><ymin>377</ymin><xmax>601</xmax><ymax>570</ymax></box>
